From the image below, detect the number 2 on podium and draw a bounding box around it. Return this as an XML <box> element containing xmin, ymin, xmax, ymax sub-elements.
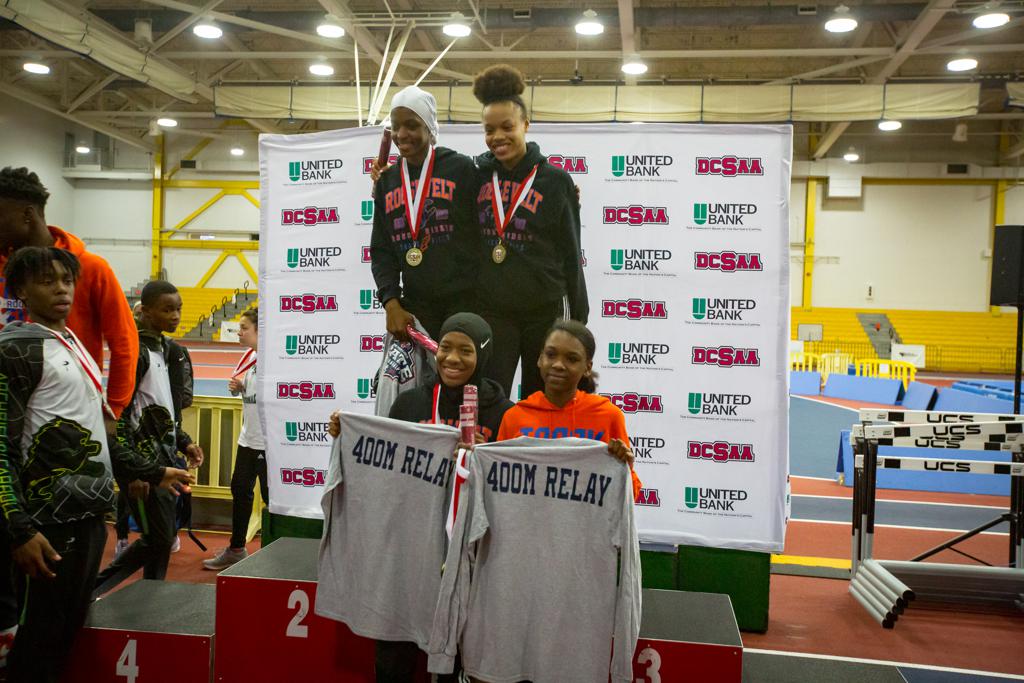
<box><xmin>287</xmin><ymin>588</ymin><xmax>310</xmax><ymax>638</ymax></box>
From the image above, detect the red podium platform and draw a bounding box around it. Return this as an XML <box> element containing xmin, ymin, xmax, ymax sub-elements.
<box><xmin>214</xmin><ymin>538</ymin><xmax>742</xmax><ymax>682</ymax></box>
<box><xmin>65</xmin><ymin>580</ymin><xmax>214</xmax><ymax>683</ymax></box>
<box><xmin>213</xmin><ymin>536</ymin><xmax>382</xmax><ymax>682</ymax></box>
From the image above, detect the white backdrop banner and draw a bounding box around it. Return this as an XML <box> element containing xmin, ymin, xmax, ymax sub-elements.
<box><xmin>259</xmin><ymin>123</ymin><xmax>791</xmax><ymax>552</ymax></box>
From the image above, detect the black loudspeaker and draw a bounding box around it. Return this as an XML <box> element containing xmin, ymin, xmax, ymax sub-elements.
<box><xmin>991</xmin><ymin>225</ymin><xmax>1024</xmax><ymax>306</ymax></box>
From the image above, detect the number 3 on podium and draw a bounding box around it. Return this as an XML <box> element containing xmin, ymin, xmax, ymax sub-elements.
<box><xmin>635</xmin><ymin>646</ymin><xmax>662</xmax><ymax>683</ymax></box>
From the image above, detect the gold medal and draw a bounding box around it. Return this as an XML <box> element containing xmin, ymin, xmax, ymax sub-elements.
<box><xmin>492</xmin><ymin>244</ymin><xmax>507</xmax><ymax>264</ymax></box>
<box><xmin>406</xmin><ymin>247</ymin><xmax>424</xmax><ymax>267</ymax></box>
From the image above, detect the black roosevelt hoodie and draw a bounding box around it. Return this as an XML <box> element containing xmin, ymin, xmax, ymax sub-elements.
<box><xmin>475</xmin><ymin>142</ymin><xmax>588</xmax><ymax>322</ymax></box>
<box><xmin>370</xmin><ymin>146</ymin><xmax>481</xmax><ymax>308</ymax></box>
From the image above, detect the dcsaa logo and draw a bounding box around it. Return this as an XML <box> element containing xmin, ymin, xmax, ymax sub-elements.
<box><xmin>635</xmin><ymin>489</ymin><xmax>661</xmax><ymax>506</ymax></box>
<box><xmin>602</xmin><ymin>393</ymin><xmax>664</xmax><ymax>414</ymax></box>
<box><xmin>603</xmin><ymin>206</ymin><xmax>669</xmax><ymax>226</ymax></box>
<box><xmin>601</xmin><ymin>299</ymin><xmax>668</xmax><ymax>320</ymax></box>
<box><xmin>694</xmin><ymin>251</ymin><xmax>763</xmax><ymax>273</ymax></box>
<box><xmin>687</xmin><ymin>441</ymin><xmax>756</xmax><ymax>463</ymax></box>
<box><xmin>360</xmin><ymin>335</ymin><xmax>385</xmax><ymax>352</ymax></box>
<box><xmin>279</xmin><ymin>294</ymin><xmax>339</xmax><ymax>314</ymax></box>
<box><xmin>363</xmin><ymin>155</ymin><xmax>398</xmax><ymax>173</ymax></box>
<box><xmin>695</xmin><ymin>156</ymin><xmax>764</xmax><ymax>177</ymax></box>
<box><xmin>691</xmin><ymin>346</ymin><xmax>760</xmax><ymax>368</ymax></box>
<box><xmin>280</xmin><ymin>467</ymin><xmax>327</xmax><ymax>487</ymax></box>
<box><xmin>546</xmin><ymin>155</ymin><xmax>589</xmax><ymax>174</ymax></box>
<box><xmin>277</xmin><ymin>382</ymin><xmax>336</xmax><ymax>401</ymax></box>
<box><xmin>280</xmin><ymin>206</ymin><xmax>339</xmax><ymax>227</ymax></box>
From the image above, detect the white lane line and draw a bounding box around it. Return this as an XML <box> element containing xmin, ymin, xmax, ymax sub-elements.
<box><xmin>793</xmin><ymin>493</ymin><xmax>1007</xmax><ymax>510</ymax></box>
<box><xmin>787</xmin><ymin>518</ymin><xmax>1008</xmax><ymax>535</ymax></box>
<box><xmin>743</xmin><ymin>649</ymin><xmax>1024</xmax><ymax>680</ymax></box>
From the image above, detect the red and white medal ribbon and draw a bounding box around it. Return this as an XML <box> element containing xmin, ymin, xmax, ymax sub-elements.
<box><xmin>232</xmin><ymin>347</ymin><xmax>257</xmax><ymax>378</ymax></box>
<box><xmin>400</xmin><ymin>147</ymin><xmax>436</xmax><ymax>246</ymax></box>
<box><xmin>490</xmin><ymin>165</ymin><xmax>538</xmax><ymax>242</ymax></box>
<box><xmin>50</xmin><ymin>327</ymin><xmax>115</xmax><ymax>419</ymax></box>
<box><xmin>446</xmin><ymin>447</ymin><xmax>471</xmax><ymax>540</ymax></box>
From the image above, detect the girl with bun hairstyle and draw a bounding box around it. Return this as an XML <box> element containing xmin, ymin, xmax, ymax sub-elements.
<box><xmin>472</xmin><ymin>65</ymin><xmax>588</xmax><ymax>400</ymax></box>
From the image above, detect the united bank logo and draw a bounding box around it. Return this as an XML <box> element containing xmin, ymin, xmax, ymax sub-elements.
<box><xmin>691</xmin><ymin>297</ymin><xmax>757</xmax><ymax>323</ymax></box>
<box><xmin>284</xmin><ymin>334</ymin><xmax>342</xmax><ymax>359</ymax></box>
<box><xmin>288</xmin><ymin>159</ymin><xmax>343</xmax><ymax>182</ymax></box>
<box><xmin>635</xmin><ymin>488</ymin><xmax>661</xmax><ymax>506</ymax></box>
<box><xmin>694</xmin><ymin>251</ymin><xmax>763</xmax><ymax>273</ymax></box>
<box><xmin>695</xmin><ymin>156</ymin><xmax>764</xmax><ymax>177</ymax></box>
<box><xmin>601</xmin><ymin>392</ymin><xmax>664</xmax><ymax>414</ymax></box>
<box><xmin>610</xmin><ymin>154</ymin><xmax>674</xmax><ymax>179</ymax></box>
<box><xmin>692</xmin><ymin>203</ymin><xmax>759</xmax><ymax>228</ymax></box>
<box><xmin>601</xmin><ymin>299</ymin><xmax>668</xmax><ymax>320</ymax></box>
<box><xmin>683</xmin><ymin>485</ymin><xmax>751</xmax><ymax>515</ymax></box>
<box><xmin>607</xmin><ymin>342</ymin><xmax>671</xmax><ymax>369</ymax></box>
<box><xmin>280</xmin><ymin>206</ymin><xmax>339</xmax><ymax>227</ymax></box>
<box><xmin>603</xmin><ymin>206</ymin><xmax>669</xmax><ymax>226</ymax></box>
<box><xmin>547</xmin><ymin>154</ymin><xmax>589</xmax><ymax>174</ymax></box>
<box><xmin>687</xmin><ymin>392</ymin><xmax>753</xmax><ymax>418</ymax></box>
<box><xmin>286</xmin><ymin>246</ymin><xmax>343</xmax><ymax>270</ymax></box>
<box><xmin>361</xmin><ymin>200</ymin><xmax>374</xmax><ymax>221</ymax></box>
<box><xmin>687</xmin><ymin>441</ymin><xmax>756</xmax><ymax>463</ymax></box>
<box><xmin>691</xmin><ymin>346</ymin><xmax>761</xmax><ymax>368</ymax></box>
<box><xmin>358</xmin><ymin>289</ymin><xmax>383</xmax><ymax>311</ymax></box>
<box><xmin>632</xmin><ymin>436</ymin><xmax>667</xmax><ymax>465</ymax></box>
<box><xmin>279</xmin><ymin>294</ymin><xmax>338</xmax><ymax>314</ymax></box>
<box><xmin>609</xmin><ymin>249</ymin><xmax>674</xmax><ymax>276</ymax></box>
<box><xmin>284</xmin><ymin>421</ymin><xmax>331</xmax><ymax>444</ymax></box>
<box><xmin>356</xmin><ymin>378</ymin><xmax>374</xmax><ymax>400</ymax></box>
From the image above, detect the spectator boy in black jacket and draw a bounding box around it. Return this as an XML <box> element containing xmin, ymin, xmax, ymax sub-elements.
<box><xmin>94</xmin><ymin>280</ymin><xmax>203</xmax><ymax>597</ymax></box>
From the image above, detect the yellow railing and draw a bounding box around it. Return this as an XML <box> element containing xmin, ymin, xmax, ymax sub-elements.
<box><xmin>854</xmin><ymin>358</ymin><xmax>917</xmax><ymax>390</ymax></box>
<box><xmin>790</xmin><ymin>352</ymin><xmax>819</xmax><ymax>372</ymax></box>
<box><xmin>819</xmin><ymin>353</ymin><xmax>852</xmax><ymax>382</ymax></box>
<box><xmin>182</xmin><ymin>395</ymin><xmax>263</xmax><ymax>539</ymax></box>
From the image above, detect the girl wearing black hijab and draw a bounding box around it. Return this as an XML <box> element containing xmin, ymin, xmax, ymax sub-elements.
<box><xmin>327</xmin><ymin>313</ymin><xmax>511</xmax><ymax>680</ymax></box>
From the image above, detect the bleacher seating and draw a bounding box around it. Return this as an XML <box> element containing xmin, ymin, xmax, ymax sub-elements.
<box><xmin>173</xmin><ymin>287</ymin><xmax>236</xmax><ymax>338</ymax></box>
<box><xmin>884</xmin><ymin>309</ymin><xmax>1016</xmax><ymax>374</ymax></box>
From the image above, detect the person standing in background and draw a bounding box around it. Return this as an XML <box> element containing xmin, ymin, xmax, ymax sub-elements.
<box><xmin>203</xmin><ymin>308</ymin><xmax>266</xmax><ymax>571</ymax></box>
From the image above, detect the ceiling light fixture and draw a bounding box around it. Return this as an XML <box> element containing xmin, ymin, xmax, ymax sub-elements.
<box><xmin>973</xmin><ymin>10</ymin><xmax>1010</xmax><ymax>29</ymax></box>
<box><xmin>22</xmin><ymin>62</ymin><xmax>50</xmax><ymax>75</ymax></box>
<box><xmin>824</xmin><ymin>4</ymin><xmax>858</xmax><ymax>33</ymax></box>
<box><xmin>193</xmin><ymin>21</ymin><xmax>222</xmax><ymax>39</ymax></box>
<box><xmin>946</xmin><ymin>56</ymin><xmax>978</xmax><ymax>71</ymax></box>
<box><xmin>316</xmin><ymin>15</ymin><xmax>345</xmax><ymax>38</ymax></box>
<box><xmin>308</xmin><ymin>62</ymin><xmax>335</xmax><ymax>76</ymax></box>
<box><xmin>230</xmin><ymin>147</ymin><xmax>245</xmax><ymax>157</ymax></box>
<box><xmin>878</xmin><ymin>119</ymin><xmax>902</xmax><ymax>131</ymax></box>
<box><xmin>443</xmin><ymin>12</ymin><xmax>472</xmax><ymax>38</ymax></box>
<box><xmin>621</xmin><ymin>55</ymin><xmax>648</xmax><ymax>75</ymax></box>
<box><xmin>75</xmin><ymin>145</ymin><xmax>91</xmax><ymax>155</ymax></box>
<box><xmin>156</xmin><ymin>117</ymin><xmax>178</xmax><ymax>128</ymax></box>
<box><xmin>843</xmin><ymin>147</ymin><xmax>860</xmax><ymax>162</ymax></box>
<box><xmin>575</xmin><ymin>9</ymin><xmax>604</xmax><ymax>35</ymax></box>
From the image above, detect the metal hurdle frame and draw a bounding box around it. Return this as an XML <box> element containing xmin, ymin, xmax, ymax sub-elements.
<box><xmin>849</xmin><ymin>410</ymin><xmax>1024</xmax><ymax>628</ymax></box>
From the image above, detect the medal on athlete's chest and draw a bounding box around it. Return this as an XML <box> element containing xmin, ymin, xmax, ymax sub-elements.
<box><xmin>400</xmin><ymin>147</ymin><xmax>435</xmax><ymax>268</ymax></box>
<box><xmin>490</xmin><ymin>165</ymin><xmax>538</xmax><ymax>265</ymax></box>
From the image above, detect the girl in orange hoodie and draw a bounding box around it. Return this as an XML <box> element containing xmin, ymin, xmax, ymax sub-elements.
<box><xmin>497</xmin><ymin>319</ymin><xmax>642</xmax><ymax>500</ymax></box>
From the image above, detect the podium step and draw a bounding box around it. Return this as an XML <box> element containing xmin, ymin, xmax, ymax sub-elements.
<box><xmin>66</xmin><ymin>580</ymin><xmax>215</xmax><ymax>683</ymax></box>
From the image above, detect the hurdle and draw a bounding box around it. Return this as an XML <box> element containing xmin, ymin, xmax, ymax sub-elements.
<box><xmin>849</xmin><ymin>411</ymin><xmax>1024</xmax><ymax>628</ymax></box>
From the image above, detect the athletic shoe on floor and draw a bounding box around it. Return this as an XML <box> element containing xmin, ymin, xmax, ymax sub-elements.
<box><xmin>202</xmin><ymin>547</ymin><xmax>247</xmax><ymax>571</ymax></box>
<box><xmin>171</xmin><ymin>536</ymin><xmax>181</xmax><ymax>553</ymax></box>
<box><xmin>114</xmin><ymin>538</ymin><xmax>130</xmax><ymax>559</ymax></box>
